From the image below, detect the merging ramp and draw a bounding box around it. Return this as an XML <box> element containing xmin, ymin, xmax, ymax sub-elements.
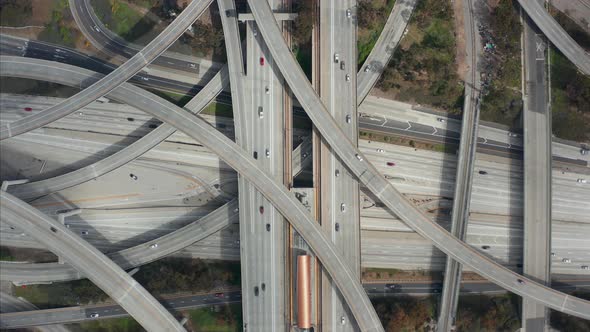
<box><xmin>437</xmin><ymin>0</ymin><xmax>481</xmax><ymax>329</ymax></box>
<box><xmin>0</xmin><ymin>191</ymin><xmax>186</xmax><ymax>331</ymax></box>
<box><xmin>0</xmin><ymin>200</ymin><xmax>238</xmax><ymax>283</ymax></box>
<box><xmin>0</xmin><ymin>0</ymin><xmax>212</xmax><ymax>140</ymax></box>
<box><xmin>0</xmin><ymin>56</ymin><xmax>384</xmax><ymax>331</ymax></box>
<box><xmin>356</xmin><ymin>0</ymin><xmax>417</xmax><ymax>105</ymax></box>
<box><xmin>6</xmin><ymin>65</ymin><xmax>228</xmax><ymax>200</ymax></box>
<box><xmin>246</xmin><ymin>0</ymin><xmax>590</xmax><ymax>321</ymax></box>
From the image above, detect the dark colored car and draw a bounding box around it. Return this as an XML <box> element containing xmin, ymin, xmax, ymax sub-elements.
<box><xmin>386</xmin><ymin>162</ymin><xmax>396</xmax><ymax>167</ymax></box>
<box><xmin>260</xmin><ymin>57</ymin><xmax>265</xmax><ymax>66</ymax></box>
<box><xmin>479</xmin><ymin>170</ymin><xmax>488</xmax><ymax>175</ymax></box>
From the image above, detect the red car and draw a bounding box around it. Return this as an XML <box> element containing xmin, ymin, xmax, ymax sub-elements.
<box><xmin>259</xmin><ymin>57</ymin><xmax>265</xmax><ymax>66</ymax></box>
<box><xmin>24</xmin><ymin>107</ymin><xmax>32</xmax><ymax>112</ymax></box>
<box><xmin>386</xmin><ymin>162</ymin><xmax>396</xmax><ymax>166</ymax></box>
<box><xmin>259</xmin><ymin>206</ymin><xmax>264</xmax><ymax>214</ymax></box>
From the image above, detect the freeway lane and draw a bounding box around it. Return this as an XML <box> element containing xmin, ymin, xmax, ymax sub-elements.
<box><xmin>0</xmin><ymin>200</ymin><xmax>238</xmax><ymax>283</ymax></box>
<box><xmin>3</xmin><ymin>61</ymin><xmax>228</xmax><ymax>200</ymax></box>
<box><xmin>1</xmin><ymin>33</ymin><xmax>586</xmax><ymax>168</ymax></box>
<box><xmin>0</xmin><ymin>292</ymin><xmax>69</xmax><ymax>332</ymax></box>
<box><xmin>0</xmin><ymin>57</ymin><xmax>384</xmax><ymax>331</ymax></box>
<box><xmin>0</xmin><ymin>291</ymin><xmax>242</xmax><ymax>329</ymax></box>
<box><xmin>0</xmin><ymin>191</ymin><xmax>185</xmax><ymax>331</ymax></box>
<box><xmin>0</xmin><ymin>34</ymin><xmax>233</xmax><ymax>103</ymax></box>
<box><xmin>318</xmin><ymin>0</ymin><xmax>361</xmax><ymax>329</ymax></box>
<box><xmin>247</xmin><ymin>0</ymin><xmax>590</xmax><ymax>321</ymax></box>
<box><xmin>521</xmin><ymin>4</ymin><xmax>552</xmax><ymax>329</ymax></box>
<box><xmin>0</xmin><ymin>0</ymin><xmax>212</xmax><ymax>140</ymax></box>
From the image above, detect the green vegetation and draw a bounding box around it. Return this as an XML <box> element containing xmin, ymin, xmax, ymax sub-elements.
<box><xmin>550</xmin><ymin>49</ymin><xmax>590</xmax><ymax>141</ymax></box>
<box><xmin>68</xmin><ymin>317</ymin><xmax>143</xmax><ymax>332</ymax></box>
<box><xmin>362</xmin><ymin>267</ymin><xmax>401</xmax><ymax>279</ymax></box>
<box><xmin>0</xmin><ymin>246</ymin><xmax>57</xmax><ymax>263</ymax></box>
<box><xmin>357</xmin><ymin>0</ymin><xmax>396</xmax><ymax>67</ymax></box>
<box><xmin>134</xmin><ymin>258</ymin><xmax>241</xmax><ymax>296</ymax></box>
<box><xmin>38</xmin><ymin>0</ymin><xmax>77</xmax><ymax>47</ymax></box>
<box><xmin>0</xmin><ymin>246</ymin><xmax>14</xmax><ymax>261</ymax></box>
<box><xmin>0</xmin><ymin>0</ymin><xmax>33</xmax><ymax>26</ymax></box>
<box><xmin>147</xmin><ymin>88</ymin><xmax>193</xmax><ymax>107</ymax></box>
<box><xmin>14</xmin><ymin>280</ymin><xmax>108</xmax><ymax>309</ymax></box>
<box><xmin>291</xmin><ymin>0</ymin><xmax>315</xmax><ymax>79</ymax></box>
<box><xmin>359</xmin><ymin>130</ymin><xmax>458</xmax><ymax>154</ymax></box>
<box><xmin>372</xmin><ymin>296</ymin><xmax>436</xmax><ymax>331</ymax></box>
<box><xmin>376</xmin><ymin>0</ymin><xmax>463</xmax><ymax>112</ymax></box>
<box><xmin>548</xmin><ymin>9</ymin><xmax>590</xmax><ymax>141</ymax></box>
<box><xmin>188</xmin><ymin>20</ymin><xmax>225</xmax><ymax>59</ymax></box>
<box><xmin>90</xmin><ymin>0</ymin><xmax>156</xmax><ymax>43</ymax></box>
<box><xmin>201</xmin><ymin>102</ymin><xmax>234</xmax><ymax>118</ymax></box>
<box><xmin>0</xmin><ymin>77</ymin><xmax>80</xmax><ymax>98</ymax></box>
<box><xmin>479</xmin><ymin>1</ymin><xmax>523</xmax><ymax>129</ymax></box>
<box><xmin>550</xmin><ymin>292</ymin><xmax>590</xmax><ymax>331</ymax></box>
<box><xmin>186</xmin><ymin>303</ymin><xmax>242</xmax><ymax>332</ymax></box>
<box><xmin>373</xmin><ymin>293</ymin><xmax>521</xmax><ymax>331</ymax></box>
<box><xmin>455</xmin><ymin>293</ymin><xmax>520</xmax><ymax>331</ymax></box>
<box><xmin>550</xmin><ymin>6</ymin><xmax>590</xmax><ymax>51</ymax></box>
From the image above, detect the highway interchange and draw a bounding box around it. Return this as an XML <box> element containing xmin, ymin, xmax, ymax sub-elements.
<box><xmin>1</xmin><ymin>0</ymin><xmax>590</xmax><ymax>331</ymax></box>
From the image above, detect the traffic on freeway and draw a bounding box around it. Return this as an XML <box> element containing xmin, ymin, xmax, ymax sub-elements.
<box><xmin>2</xmin><ymin>0</ymin><xmax>590</xmax><ymax>331</ymax></box>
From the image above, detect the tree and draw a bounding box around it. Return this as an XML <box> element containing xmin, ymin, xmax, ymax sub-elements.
<box><xmin>292</xmin><ymin>0</ymin><xmax>315</xmax><ymax>45</ymax></box>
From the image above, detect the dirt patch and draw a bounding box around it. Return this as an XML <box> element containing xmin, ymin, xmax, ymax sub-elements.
<box><xmin>0</xmin><ymin>26</ymin><xmax>43</xmax><ymax>39</ymax></box>
<box><xmin>453</xmin><ymin>0</ymin><xmax>468</xmax><ymax>80</ymax></box>
<box><xmin>30</xmin><ymin>0</ymin><xmax>53</xmax><ymax>25</ymax></box>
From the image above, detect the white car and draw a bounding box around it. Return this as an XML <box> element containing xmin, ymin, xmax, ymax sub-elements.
<box><xmin>577</xmin><ymin>179</ymin><xmax>587</xmax><ymax>184</ymax></box>
<box><xmin>252</xmin><ymin>26</ymin><xmax>257</xmax><ymax>36</ymax></box>
<box><xmin>334</xmin><ymin>53</ymin><xmax>339</xmax><ymax>63</ymax></box>
<box><xmin>265</xmin><ymin>86</ymin><xmax>270</xmax><ymax>94</ymax></box>
<box><xmin>258</xmin><ymin>106</ymin><xmax>264</xmax><ymax>119</ymax></box>
<box><xmin>341</xmin><ymin>316</ymin><xmax>346</xmax><ymax>325</ymax></box>
<box><xmin>346</xmin><ymin>114</ymin><xmax>351</xmax><ymax>123</ymax></box>
<box><xmin>141</xmin><ymin>77</ymin><xmax>149</xmax><ymax>81</ymax></box>
<box><xmin>355</xmin><ymin>154</ymin><xmax>363</xmax><ymax>161</ymax></box>
<box><xmin>265</xmin><ymin>149</ymin><xmax>270</xmax><ymax>158</ymax></box>
<box><xmin>437</xmin><ymin>118</ymin><xmax>446</xmax><ymax>123</ymax></box>
<box><xmin>150</xmin><ymin>243</ymin><xmax>158</xmax><ymax>249</ymax></box>
<box><xmin>377</xmin><ymin>149</ymin><xmax>384</xmax><ymax>153</ymax></box>
<box><xmin>345</xmin><ymin>74</ymin><xmax>350</xmax><ymax>82</ymax></box>
<box><xmin>93</xmin><ymin>25</ymin><xmax>100</xmax><ymax>32</ymax></box>
<box><xmin>364</xmin><ymin>66</ymin><xmax>370</xmax><ymax>72</ymax></box>
<box><xmin>563</xmin><ymin>258</ymin><xmax>572</xmax><ymax>263</ymax></box>
<box><xmin>189</xmin><ymin>63</ymin><xmax>196</xmax><ymax>68</ymax></box>
<box><xmin>582</xmin><ymin>265</ymin><xmax>589</xmax><ymax>270</ymax></box>
<box><xmin>508</xmin><ymin>132</ymin><xmax>518</xmax><ymax>137</ymax></box>
<box><xmin>346</xmin><ymin>9</ymin><xmax>351</xmax><ymax>18</ymax></box>
<box><xmin>340</xmin><ymin>203</ymin><xmax>346</xmax><ymax>212</ymax></box>
<box><xmin>90</xmin><ymin>313</ymin><xmax>100</xmax><ymax>318</ymax></box>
